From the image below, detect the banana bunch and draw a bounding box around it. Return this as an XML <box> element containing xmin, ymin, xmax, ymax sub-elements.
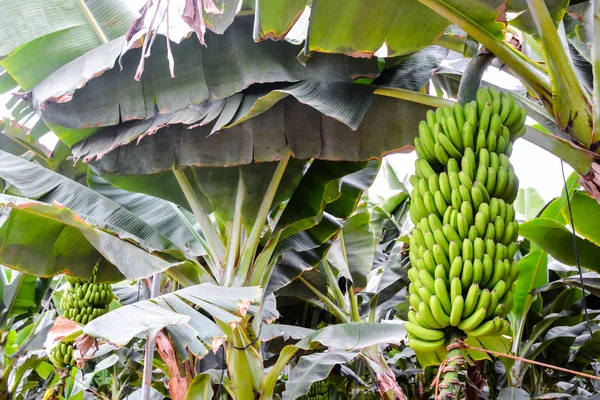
<box><xmin>407</xmin><ymin>87</ymin><xmax>524</xmax><ymax>355</ymax></box>
<box><xmin>60</xmin><ymin>266</ymin><xmax>114</xmax><ymax>325</ymax></box>
<box><xmin>304</xmin><ymin>380</ymin><xmax>330</xmax><ymax>400</ymax></box>
<box><xmin>48</xmin><ymin>341</ymin><xmax>77</xmax><ymax>369</ymax></box>
<box><xmin>414</xmin><ymin>87</ymin><xmax>526</xmax><ymax>168</ymax></box>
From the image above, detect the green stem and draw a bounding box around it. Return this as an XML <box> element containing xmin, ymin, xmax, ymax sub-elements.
<box><xmin>75</xmin><ymin>0</ymin><xmax>109</xmax><ymax>44</ymax></box>
<box><xmin>434</xmin><ymin>34</ymin><xmax>468</xmax><ymax>55</ymax></box>
<box><xmin>172</xmin><ymin>168</ymin><xmax>225</xmax><ymax>264</ymax></box>
<box><xmin>112</xmin><ymin>365</ymin><xmax>119</xmax><ymax>400</ymax></box>
<box><xmin>222</xmin><ymin>176</ymin><xmax>245</xmax><ymax>286</ymax></box>
<box><xmin>250</xmin><ymin>232</ymin><xmax>282</xmax><ymax>333</ymax></box>
<box><xmin>418</xmin><ymin>0</ymin><xmax>552</xmax><ymax>103</ymax></box>
<box><xmin>526</xmin><ymin>0</ymin><xmax>593</xmax><ymax>147</ymax></box>
<box><xmin>298</xmin><ymin>276</ymin><xmax>350</xmax><ymax>323</ymax></box>
<box><xmin>439</xmin><ymin>331</ymin><xmax>464</xmax><ymax>399</ymax></box>
<box><xmin>235</xmin><ymin>147</ymin><xmax>293</xmax><ymax>285</ymax></box>
<box><xmin>369</xmin><ymin>294</ymin><xmax>379</xmax><ymax>323</ymax></box>
<box><xmin>347</xmin><ymin>285</ymin><xmax>361</xmax><ymax>323</ymax></box>
<box><xmin>592</xmin><ymin>0</ymin><xmax>600</xmax><ymax>145</ymax></box>
<box><xmin>374</xmin><ymin>87</ymin><xmax>454</xmax><ymax>108</ymax></box>
<box><xmin>321</xmin><ymin>260</ymin><xmax>346</xmax><ymax>308</ymax></box>
<box><xmin>260</xmin><ymin>346</ymin><xmax>299</xmax><ymax>400</ymax></box>
<box><xmin>457</xmin><ymin>52</ymin><xmax>495</xmax><ymax>105</ymax></box>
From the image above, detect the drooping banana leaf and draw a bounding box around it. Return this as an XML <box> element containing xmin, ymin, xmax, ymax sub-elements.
<box><xmin>0</xmin><ymin>196</ymin><xmax>193</xmax><ymax>282</ymax></box>
<box><xmin>30</xmin><ymin>16</ymin><xmax>378</xmax><ymax>137</ymax></box>
<box><xmin>83</xmin><ymin>284</ymin><xmax>260</xmax><ymax>355</ymax></box>
<box><xmin>88</xmin><ymin>96</ymin><xmax>425</xmax><ymax>173</ymax></box>
<box><xmin>269</xmin><ymin>161</ymin><xmax>379</xmax><ymax>294</ymax></box>
<box><xmin>0</xmin><ymin>0</ymin><xmax>135</xmax><ymax>90</ymax></box>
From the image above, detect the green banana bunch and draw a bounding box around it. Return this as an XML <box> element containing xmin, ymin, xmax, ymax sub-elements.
<box><xmin>60</xmin><ymin>266</ymin><xmax>114</xmax><ymax>325</ymax></box>
<box><xmin>304</xmin><ymin>380</ymin><xmax>330</xmax><ymax>400</ymax></box>
<box><xmin>48</xmin><ymin>340</ymin><xmax>77</xmax><ymax>369</ymax></box>
<box><xmin>407</xmin><ymin>87</ymin><xmax>524</xmax><ymax>356</ymax></box>
<box><xmin>415</xmin><ymin>87</ymin><xmax>526</xmax><ymax>169</ymax></box>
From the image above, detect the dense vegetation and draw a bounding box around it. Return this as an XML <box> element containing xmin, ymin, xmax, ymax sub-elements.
<box><xmin>0</xmin><ymin>1</ymin><xmax>600</xmax><ymax>399</ymax></box>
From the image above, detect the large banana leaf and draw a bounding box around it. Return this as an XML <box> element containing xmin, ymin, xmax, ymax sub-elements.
<box><xmin>83</xmin><ymin>284</ymin><xmax>260</xmax><ymax>355</ymax></box>
<box><xmin>87</xmin><ymin>168</ymin><xmax>207</xmax><ymax>257</ymax></box>
<box><xmin>519</xmin><ymin>218</ymin><xmax>600</xmax><ymax>270</ymax></box>
<box><xmin>269</xmin><ymin>162</ymin><xmax>378</xmax><ymax>294</ymax></box>
<box><xmin>0</xmin><ymin>150</ymin><xmax>190</xmax><ymax>256</ymax></box>
<box><xmin>0</xmin><ymin>196</ymin><xmax>187</xmax><ymax>282</ymax></box>
<box><xmin>89</xmin><ymin>95</ymin><xmax>426</xmax><ymax>173</ymax></box>
<box><xmin>253</xmin><ymin>0</ymin><xmax>504</xmax><ymax>57</ymax></box>
<box><xmin>0</xmin><ymin>0</ymin><xmax>135</xmax><ymax>90</ymax></box>
<box><xmin>326</xmin><ymin>211</ymin><xmax>376</xmax><ymax>290</ymax></box>
<box><xmin>31</xmin><ymin>16</ymin><xmax>378</xmax><ymax>135</ymax></box>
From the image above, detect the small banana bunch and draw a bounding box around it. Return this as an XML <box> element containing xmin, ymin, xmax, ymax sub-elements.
<box><xmin>48</xmin><ymin>341</ymin><xmax>77</xmax><ymax>369</ymax></box>
<box><xmin>60</xmin><ymin>266</ymin><xmax>114</xmax><ymax>325</ymax></box>
<box><xmin>406</xmin><ymin>87</ymin><xmax>524</xmax><ymax>356</ymax></box>
<box><xmin>50</xmin><ymin>267</ymin><xmax>114</xmax><ymax>370</ymax></box>
<box><xmin>304</xmin><ymin>380</ymin><xmax>330</xmax><ymax>400</ymax></box>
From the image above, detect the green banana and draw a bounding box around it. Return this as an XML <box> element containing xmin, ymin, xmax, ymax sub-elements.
<box><xmin>462</xmin><ymin>283</ymin><xmax>480</xmax><ymax>318</ymax></box>
<box><xmin>408</xmin><ymin>89</ymin><xmax>525</xmax><ymax>359</ymax></box>
<box><xmin>419</xmin><ymin>301</ymin><xmax>444</xmax><ymax>329</ymax></box>
<box><xmin>458</xmin><ymin>308</ymin><xmax>487</xmax><ymax>331</ymax></box>
<box><xmin>405</xmin><ymin>321</ymin><xmax>445</xmax><ymax>342</ymax></box>
<box><xmin>430</xmin><ymin>295</ymin><xmax>451</xmax><ymax>327</ymax></box>
<box><xmin>450</xmin><ymin>295</ymin><xmax>464</xmax><ymax>327</ymax></box>
<box><xmin>435</xmin><ymin>278</ymin><xmax>453</xmax><ymax>314</ymax></box>
<box><xmin>408</xmin><ymin>336</ymin><xmax>446</xmax><ymax>352</ymax></box>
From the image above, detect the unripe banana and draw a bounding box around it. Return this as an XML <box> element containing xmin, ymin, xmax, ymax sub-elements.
<box><xmin>454</xmin><ymin>103</ymin><xmax>466</xmax><ymax>131</ymax></box>
<box><xmin>447</xmin><ymin>158</ymin><xmax>460</xmax><ymax>175</ymax></box>
<box><xmin>450</xmin><ymin>295</ymin><xmax>464</xmax><ymax>327</ymax></box>
<box><xmin>472</xmin><ymin>259</ymin><xmax>484</xmax><ymax>284</ymax></box>
<box><xmin>443</xmin><ymin>224</ymin><xmax>461</xmax><ymax>244</ymax></box>
<box><xmin>473</xmin><ymin>238</ymin><xmax>484</xmax><ymax>261</ymax></box>
<box><xmin>426</xmin><ymin>110</ymin><xmax>437</xmax><ymax>131</ymax></box>
<box><xmin>474</xmin><ymin>212</ymin><xmax>488</xmax><ymax>237</ymax></box>
<box><xmin>409</xmin><ymin>90</ymin><xmax>524</xmax><ymax>358</ymax></box>
<box><xmin>438</xmin><ymin>132</ymin><xmax>463</xmax><ymax>159</ymax></box>
<box><xmin>428</xmin><ymin>213</ymin><xmax>444</xmax><ymax>232</ymax></box>
<box><xmin>419</xmin><ymin>301</ymin><xmax>444</xmax><ymax>329</ymax></box>
<box><xmin>449</xmin><ymin>256</ymin><xmax>463</xmax><ymax>280</ymax></box>
<box><xmin>429</xmin><ymin>295</ymin><xmax>451</xmax><ymax>327</ymax></box>
<box><xmin>405</xmin><ymin>321</ymin><xmax>445</xmax><ymax>342</ymax></box>
<box><xmin>432</xmin><ymin>244</ymin><xmax>450</xmax><ymax>269</ymax></box>
<box><xmin>494</xmin><ymin>216</ymin><xmax>505</xmax><ymax>243</ymax></box>
<box><xmin>461</xmin><ymin>260</ymin><xmax>474</xmax><ymax>291</ymax></box>
<box><xmin>446</xmin><ymin>115</ymin><xmax>464</xmax><ymax>152</ymax></box>
<box><xmin>408</xmin><ymin>336</ymin><xmax>446</xmax><ymax>352</ymax></box>
<box><xmin>461</xmin><ymin>150</ymin><xmax>476</xmax><ymax>181</ymax></box>
<box><xmin>464</xmin><ymin>319</ymin><xmax>497</xmax><ymax>337</ymax></box>
<box><xmin>481</xmin><ymin>255</ymin><xmax>494</xmax><ymax>287</ymax></box>
<box><xmin>434</xmin><ymin>278</ymin><xmax>452</xmax><ymax>314</ymax></box>
<box><xmin>434</xmin><ymin>142</ymin><xmax>450</xmax><ymax>165</ymax></box>
<box><xmin>438</xmin><ymin>172</ymin><xmax>452</xmax><ymax>203</ymax></box>
<box><xmin>468</xmin><ymin>226</ymin><xmax>479</xmax><ymax>242</ymax></box>
<box><xmin>409</xmin><ymin>293</ymin><xmax>423</xmax><ymax>310</ymax></box>
<box><xmin>462</xmin><ymin>283</ymin><xmax>480</xmax><ymax>318</ymax></box>
<box><xmin>458</xmin><ymin>307</ymin><xmax>487</xmax><ymax>331</ymax></box>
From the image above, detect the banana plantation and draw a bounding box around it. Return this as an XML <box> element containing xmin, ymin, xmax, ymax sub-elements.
<box><xmin>2</xmin><ymin>0</ymin><xmax>600</xmax><ymax>399</ymax></box>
